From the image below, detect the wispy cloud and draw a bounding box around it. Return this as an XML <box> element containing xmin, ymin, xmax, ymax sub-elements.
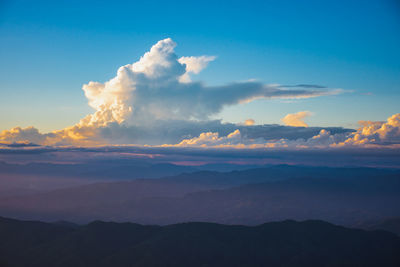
<box><xmin>279</xmin><ymin>84</ymin><xmax>327</xmax><ymax>89</ymax></box>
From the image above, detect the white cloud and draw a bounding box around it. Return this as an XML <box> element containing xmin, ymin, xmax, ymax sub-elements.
<box><xmin>0</xmin><ymin>38</ymin><xmax>346</xmax><ymax>147</ymax></box>
<box><xmin>171</xmin><ymin>129</ymin><xmax>243</xmax><ymax>147</ymax></box>
<box><xmin>165</xmin><ymin>128</ymin><xmax>344</xmax><ymax>149</ymax></box>
<box><xmin>81</xmin><ymin>38</ymin><xmax>340</xmax><ymax>126</ymax></box>
<box><xmin>178</xmin><ymin>55</ymin><xmax>216</xmax><ymax>82</ymax></box>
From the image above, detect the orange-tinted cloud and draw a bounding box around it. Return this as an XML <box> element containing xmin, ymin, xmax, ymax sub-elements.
<box><xmin>335</xmin><ymin>113</ymin><xmax>400</xmax><ymax>147</ymax></box>
<box><xmin>244</xmin><ymin>119</ymin><xmax>255</xmax><ymax>126</ymax></box>
<box><xmin>281</xmin><ymin>111</ymin><xmax>312</xmax><ymax>127</ymax></box>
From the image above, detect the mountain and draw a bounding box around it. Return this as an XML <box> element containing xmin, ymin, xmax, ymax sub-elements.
<box><xmin>1</xmin><ymin>161</ymin><xmax>399</xmax><ymax>199</ymax></box>
<box><xmin>0</xmin><ymin>216</ymin><xmax>399</xmax><ymax>267</ymax></box>
<box><xmin>356</xmin><ymin>217</ymin><xmax>400</xmax><ymax>236</ymax></box>
<box><xmin>0</xmin><ymin>160</ymin><xmax>197</xmax><ymax>180</ymax></box>
<box><xmin>0</xmin><ymin>160</ymin><xmax>198</xmax><ymax>198</ymax></box>
<box><xmin>0</xmin><ymin>161</ymin><xmax>287</xmax><ymax>198</ymax></box>
<box><xmin>0</xmin><ymin>166</ymin><xmax>399</xmax><ymax>225</ymax></box>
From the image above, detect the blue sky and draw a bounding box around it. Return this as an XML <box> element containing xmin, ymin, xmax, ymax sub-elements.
<box><xmin>1</xmin><ymin>0</ymin><xmax>399</xmax><ymax>132</ymax></box>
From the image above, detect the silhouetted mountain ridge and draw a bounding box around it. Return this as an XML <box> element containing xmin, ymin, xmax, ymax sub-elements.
<box><xmin>356</xmin><ymin>217</ymin><xmax>400</xmax><ymax>236</ymax></box>
<box><xmin>0</xmin><ymin>216</ymin><xmax>399</xmax><ymax>267</ymax></box>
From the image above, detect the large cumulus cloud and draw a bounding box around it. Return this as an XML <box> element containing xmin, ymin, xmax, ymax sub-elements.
<box><xmin>0</xmin><ymin>38</ymin><xmax>344</xmax><ymax>146</ymax></box>
<box><xmin>80</xmin><ymin>38</ymin><xmax>339</xmax><ymax>126</ymax></box>
<box><xmin>6</xmin><ymin>38</ymin><xmax>400</xmax><ymax>149</ymax></box>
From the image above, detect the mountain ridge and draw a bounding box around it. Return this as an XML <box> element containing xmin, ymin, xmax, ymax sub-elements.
<box><xmin>0</xmin><ymin>216</ymin><xmax>399</xmax><ymax>267</ymax></box>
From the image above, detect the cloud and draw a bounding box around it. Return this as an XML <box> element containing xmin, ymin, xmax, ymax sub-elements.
<box><xmin>80</xmin><ymin>38</ymin><xmax>340</xmax><ymax>127</ymax></box>
<box><xmin>244</xmin><ymin>119</ymin><xmax>255</xmax><ymax>126</ymax></box>
<box><xmin>280</xmin><ymin>84</ymin><xmax>327</xmax><ymax>89</ymax></box>
<box><xmin>0</xmin><ymin>141</ymin><xmax>40</xmax><ymax>148</ymax></box>
<box><xmin>2</xmin><ymin>145</ymin><xmax>400</xmax><ymax>170</ymax></box>
<box><xmin>162</xmin><ymin>113</ymin><xmax>400</xmax><ymax>149</ymax></box>
<box><xmin>0</xmin><ymin>127</ymin><xmax>53</xmax><ymax>145</ymax></box>
<box><xmin>0</xmin><ymin>120</ymin><xmax>354</xmax><ymax>147</ymax></box>
<box><xmin>178</xmin><ymin>55</ymin><xmax>216</xmax><ymax>83</ymax></box>
<box><xmin>169</xmin><ymin>129</ymin><xmax>243</xmax><ymax>147</ymax></box>
<box><xmin>3</xmin><ymin>38</ymin><xmax>399</xmax><ymax>151</ymax></box>
<box><xmin>0</xmin><ymin>38</ymin><xmax>344</xmax><ymax>146</ymax></box>
<box><xmin>165</xmin><ymin>128</ymin><xmax>344</xmax><ymax>149</ymax></box>
<box><xmin>335</xmin><ymin>113</ymin><xmax>400</xmax><ymax>147</ymax></box>
<box><xmin>281</xmin><ymin>111</ymin><xmax>312</xmax><ymax>127</ymax></box>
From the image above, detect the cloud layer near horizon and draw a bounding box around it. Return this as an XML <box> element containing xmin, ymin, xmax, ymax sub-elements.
<box><xmin>165</xmin><ymin>113</ymin><xmax>400</xmax><ymax>149</ymax></box>
<box><xmin>1</xmin><ymin>113</ymin><xmax>400</xmax><ymax>149</ymax></box>
<box><xmin>0</xmin><ymin>38</ymin><xmax>398</xmax><ymax>149</ymax></box>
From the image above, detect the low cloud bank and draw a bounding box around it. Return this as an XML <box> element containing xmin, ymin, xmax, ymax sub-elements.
<box><xmin>2</xmin><ymin>113</ymin><xmax>398</xmax><ymax>149</ymax></box>
<box><xmin>1</xmin><ymin>120</ymin><xmax>352</xmax><ymax>147</ymax></box>
<box><xmin>164</xmin><ymin>113</ymin><xmax>400</xmax><ymax>149</ymax></box>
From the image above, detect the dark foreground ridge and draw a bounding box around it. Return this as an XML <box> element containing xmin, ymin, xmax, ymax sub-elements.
<box><xmin>0</xmin><ymin>216</ymin><xmax>399</xmax><ymax>267</ymax></box>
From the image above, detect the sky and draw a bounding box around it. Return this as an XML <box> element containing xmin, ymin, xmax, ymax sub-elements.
<box><xmin>0</xmin><ymin>0</ymin><xmax>399</xmax><ymax>151</ymax></box>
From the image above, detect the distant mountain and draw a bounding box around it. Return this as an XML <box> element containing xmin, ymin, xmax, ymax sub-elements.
<box><xmin>0</xmin><ymin>160</ymin><xmax>198</xmax><ymax>198</ymax></box>
<box><xmin>1</xmin><ymin>160</ymin><xmax>399</xmax><ymax>199</ymax></box>
<box><xmin>0</xmin><ymin>216</ymin><xmax>399</xmax><ymax>267</ymax></box>
<box><xmin>1</xmin><ymin>166</ymin><xmax>399</xmax><ymax>225</ymax></box>
<box><xmin>356</xmin><ymin>217</ymin><xmax>400</xmax><ymax>236</ymax></box>
<box><xmin>0</xmin><ymin>161</ymin><xmax>277</xmax><ymax>198</ymax></box>
<box><xmin>2</xmin><ymin>161</ymin><xmax>397</xmax><ymax>181</ymax></box>
<box><xmin>0</xmin><ymin>160</ymin><xmax>197</xmax><ymax>180</ymax></box>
